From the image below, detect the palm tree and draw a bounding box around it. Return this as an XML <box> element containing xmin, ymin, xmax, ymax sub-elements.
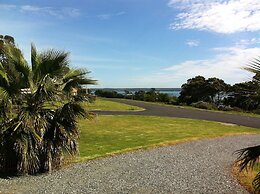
<box><xmin>236</xmin><ymin>56</ymin><xmax>260</xmax><ymax>193</ymax></box>
<box><xmin>0</xmin><ymin>39</ymin><xmax>96</xmax><ymax>175</ymax></box>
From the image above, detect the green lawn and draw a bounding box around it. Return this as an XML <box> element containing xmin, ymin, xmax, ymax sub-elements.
<box><xmin>84</xmin><ymin>98</ymin><xmax>144</xmax><ymax>111</ymax></box>
<box><xmin>78</xmin><ymin>115</ymin><xmax>260</xmax><ymax>161</ymax></box>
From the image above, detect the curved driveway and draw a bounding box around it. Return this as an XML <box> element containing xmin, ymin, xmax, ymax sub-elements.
<box><xmin>95</xmin><ymin>99</ymin><xmax>260</xmax><ymax>128</ymax></box>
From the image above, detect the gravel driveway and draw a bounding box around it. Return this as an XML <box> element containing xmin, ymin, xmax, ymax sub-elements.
<box><xmin>0</xmin><ymin>134</ymin><xmax>259</xmax><ymax>194</ymax></box>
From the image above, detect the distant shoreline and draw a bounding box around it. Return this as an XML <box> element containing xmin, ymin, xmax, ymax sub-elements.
<box><xmin>88</xmin><ymin>88</ymin><xmax>181</xmax><ymax>91</ymax></box>
<box><xmin>88</xmin><ymin>88</ymin><xmax>181</xmax><ymax>97</ymax></box>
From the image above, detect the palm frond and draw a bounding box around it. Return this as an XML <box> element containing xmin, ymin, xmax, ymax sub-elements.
<box><xmin>62</xmin><ymin>69</ymin><xmax>96</xmax><ymax>93</ymax></box>
<box><xmin>0</xmin><ymin>108</ymin><xmax>47</xmax><ymax>174</ymax></box>
<box><xmin>31</xmin><ymin>74</ymin><xmax>62</xmax><ymax>103</ymax></box>
<box><xmin>253</xmin><ymin>171</ymin><xmax>260</xmax><ymax>193</ymax></box>
<box><xmin>235</xmin><ymin>145</ymin><xmax>260</xmax><ymax>171</ymax></box>
<box><xmin>33</xmin><ymin>49</ymin><xmax>70</xmax><ymax>82</ymax></box>
<box><xmin>31</xmin><ymin>43</ymin><xmax>38</xmax><ymax>72</ymax></box>
<box><xmin>245</xmin><ymin>57</ymin><xmax>260</xmax><ymax>83</ymax></box>
<box><xmin>0</xmin><ymin>62</ymin><xmax>9</xmax><ymax>84</ymax></box>
<box><xmin>3</xmin><ymin>44</ymin><xmax>30</xmax><ymax>79</ymax></box>
<box><xmin>0</xmin><ymin>86</ymin><xmax>9</xmax><ymax>101</ymax></box>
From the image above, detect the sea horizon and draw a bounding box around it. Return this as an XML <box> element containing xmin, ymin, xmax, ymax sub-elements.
<box><xmin>89</xmin><ymin>87</ymin><xmax>181</xmax><ymax>97</ymax></box>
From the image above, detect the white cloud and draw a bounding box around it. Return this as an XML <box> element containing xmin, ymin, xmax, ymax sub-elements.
<box><xmin>21</xmin><ymin>5</ymin><xmax>41</xmax><ymax>12</ymax></box>
<box><xmin>21</xmin><ymin>5</ymin><xmax>80</xmax><ymax>18</ymax></box>
<box><xmin>0</xmin><ymin>4</ymin><xmax>16</xmax><ymax>10</ymax></box>
<box><xmin>186</xmin><ymin>39</ymin><xmax>199</xmax><ymax>47</ymax></box>
<box><xmin>168</xmin><ymin>0</ymin><xmax>260</xmax><ymax>33</ymax></box>
<box><xmin>0</xmin><ymin>4</ymin><xmax>80</xmax><ymax>18</ymax></box>
<box><xmin>116</xmin><ymin>11</ymin><xmax>126</xmax><ymax>16</ymax></box>
<box><xmin>137</xmin><ymin>45</ymin><xmax>260</xmax><ymax>87</ymax></box>
<box><xmin>97</xmin><ymin>11</ymin><xmax>126</xmax><ymax>20</ymax></box>
<box><xmin>97</xmin><ymin>14</ymin><xmax>111</xmax><ymax>20</ymax></box>
<box><xmin>236</xmin><ymin>38</ymin><xmax>260</xmax><ymax>46</ymax></box>
<box><xmin>63</xmin><ymin>8</ymin><xmax>80</xmax><ymax>17</ymax></box>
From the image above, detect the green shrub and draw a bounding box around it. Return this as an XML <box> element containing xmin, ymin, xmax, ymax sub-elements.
<box><xmin>252</xmin><ymin>109</ymin><xmax>260</xmax><ymax>115</ymax></box>
<box><xmin>191</xmin><ymin>101</ymin><xmax>217</xmax><ymax>110</ymax></box>
<box><xmin>169</xmin><ymin>96</ymin><xmax>179</xmax><ymax>105</ymax></box>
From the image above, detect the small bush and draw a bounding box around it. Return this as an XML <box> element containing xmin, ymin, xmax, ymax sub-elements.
<box><xmin>169</xmin><ymin>96</ymin><xmax>179</xmax><ymax>105</ymax></box>
<box><xmin>232</xmin><ymin>107</ymin><xmax>243</xmax><ymax>112</ymax></box>
<box><xmin>191</xmin><ymin>101</ymin><xmax>217</xmax><ymax>110</ymax></box>
<box><xmin>252</xmin><ymin>109</ymin><xmax>260</xmax><ymax>115</ymax></box>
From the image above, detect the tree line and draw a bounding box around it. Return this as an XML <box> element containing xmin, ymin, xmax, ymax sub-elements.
<box><xmin>94</xmin><ymin>88</ymin><xmax>177</xmax><ymax>104</ymax></box>
<box><xmin>94</xmin><ymin>74</ymin><xmax>260</xmax><ymax>114</ymax></box>
<box><xmin>178</xmin><ymin>74</ymin><xmax>260</xmax><ymax>113</ymax></box>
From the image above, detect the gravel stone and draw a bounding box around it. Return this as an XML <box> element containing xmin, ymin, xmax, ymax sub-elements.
<box><xmin>0</xmin><ymin>134</ymin><xmax>259</xmax><ymax>194</ymax></box>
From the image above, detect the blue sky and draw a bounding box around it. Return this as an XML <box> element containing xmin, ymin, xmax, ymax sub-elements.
<box><xmin>1</xmin><ymin>0</ymin><xmax>260</xmax><ymax>88</ymax></box>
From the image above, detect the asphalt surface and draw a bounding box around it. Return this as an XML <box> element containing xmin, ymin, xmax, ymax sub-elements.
<box><xmin>0</xmin><ymin>134</ymin><xmax>258</xmax><ymax>194</ymax></box>
<box><xmin>94</xmin><ymin>99</ymin><xmax>260</xmax><ymax>128</ymax></box>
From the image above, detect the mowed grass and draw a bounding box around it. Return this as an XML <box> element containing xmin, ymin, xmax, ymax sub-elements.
<box><xmin>78</xmin><ymin>115</ymin><xmax>260</xmax><ymax>161</ymax></box>
<box><xmin>84</xmin><ymin>98</ymin><xmax>144</xmax><ymax>111</ymax></box>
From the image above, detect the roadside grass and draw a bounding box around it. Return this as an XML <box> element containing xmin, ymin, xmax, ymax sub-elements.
<box><xmin>77</xmin><ymin>115</ymin><xmax>260</xmax><ymax>161</ymax></box>
<box><xmin>233</xmin><ymin>163</ymin><xmax>260</xmax><ymax>193</ymax></box>
<box><xmin>84</xmin><ymin>98</ymin><xmax>144</xmax><ymax>111</ymax></box>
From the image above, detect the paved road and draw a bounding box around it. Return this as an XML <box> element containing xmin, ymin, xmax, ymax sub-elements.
<box><xmin>0</xmin><ymin>135</ymin><xmax>258</xmax><ymax>194</ymax></box>
<box><xmin>94</xmin><ymin>99</ymin><xmax>260</xmax><ymax>128</ymax></box>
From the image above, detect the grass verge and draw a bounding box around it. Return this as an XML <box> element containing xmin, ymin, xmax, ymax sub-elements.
<box><xmin>78</xmin><ymin>115</ymin><xmax>260</xmax><ymax>161</ymax></box>
<box><xmin>84</xmin><ymin>98</ymin><xmax>144</xmax><ymax>111</ymax></box>
<box><xmin>233</xmin><ymin>163</ymin><xmax>260</xmax><ymax>194</ymax></box>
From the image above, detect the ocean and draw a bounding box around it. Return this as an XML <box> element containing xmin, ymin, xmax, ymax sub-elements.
<box><xmin>90</xmin><ymin>88</ymin><xmax>181</xmax><ymax>97</ymax></box>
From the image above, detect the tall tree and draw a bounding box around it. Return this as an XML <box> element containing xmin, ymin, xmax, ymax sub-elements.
<box><xmin>179</xmin><ymin>76</ymin><xmax>208</xmax><ymax>104</ymax></box>
<box><xmin>0</xmin><ymin>37</ymin><xmax>96</xmax><ymax>175</ymax></box>
<box><xmin>179</xmin><ymin>76</ymin><xmax>229</xmax><ymax>105</ymax></box>
<box><xmin>225</xmin><ymin>81</ymin><xmax>260</xmax><ymax>110</ymax></box>
<box><xmin>206</xmin><ymin>77</ymin><xmax>230</xmax><ymax>105</ymax></box>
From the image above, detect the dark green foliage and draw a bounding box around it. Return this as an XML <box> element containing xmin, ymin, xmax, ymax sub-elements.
<box><xmin>179</xmin><ymin>76</ymin><xmax>208</xmax><ymax>105</ymax></box>
<box><xmin>157</xmin><ymin>93</ymin><xmax>171</xmax><ymax>103</ymax></box>
<box><xmin>169</xmin><ymin>96</ymin><xmax>179</xmax><ymax>105</ymax></box>
<box><xmin>206</xmin><ymin>77</ymin><xmax>230</xmax><ymax>105</ymax></box>
<box><xmin>3</xmin><ymin>35</ymin><xmax>15</xmax><ymax>45</ymax></box>
<box><xmin>236</xmin><ymin>145</ymin><xmax>260</xmax><ymax>193</ymax></box>
<box><xmin>179</xmin><ymin>76</ymin><xmax>229</xmax><ymax>105</ymax></box>
<box><xmin>94</xmin><ymin>88</ymin><xmax>174</xmax><ymax>104</ymax></box>
<box><xmin>142</xmin><ymin>88</ymin><xmax>156</xmax><ymax>102</ymax></box>
<box><xmin>224</xmin><ymin>81</ymin><xmax>260</xmax><ymax>111</ymax></box>
<box><xmin>133</xmin><ymin>89</ymin><xmax>175</xmax><ymax>104</ymax></box>
<box><xmin>95</xmin><ymin>90</ymin><xmax>124</xmax><ymax>98</ymax></box>
<box><xmin>191</xmin><ymin>101</ymin><xmax>217</xmax><ymax>110</ymax></box>
<box><xmin>252</xmin><ymin>109</ymin><xmax>260</xmax><ymax>115</ymax></box>
<box><xmin>133</xmin><ymin>90</ymin><xmax>146</xmax><ymax>101</ymax></box>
